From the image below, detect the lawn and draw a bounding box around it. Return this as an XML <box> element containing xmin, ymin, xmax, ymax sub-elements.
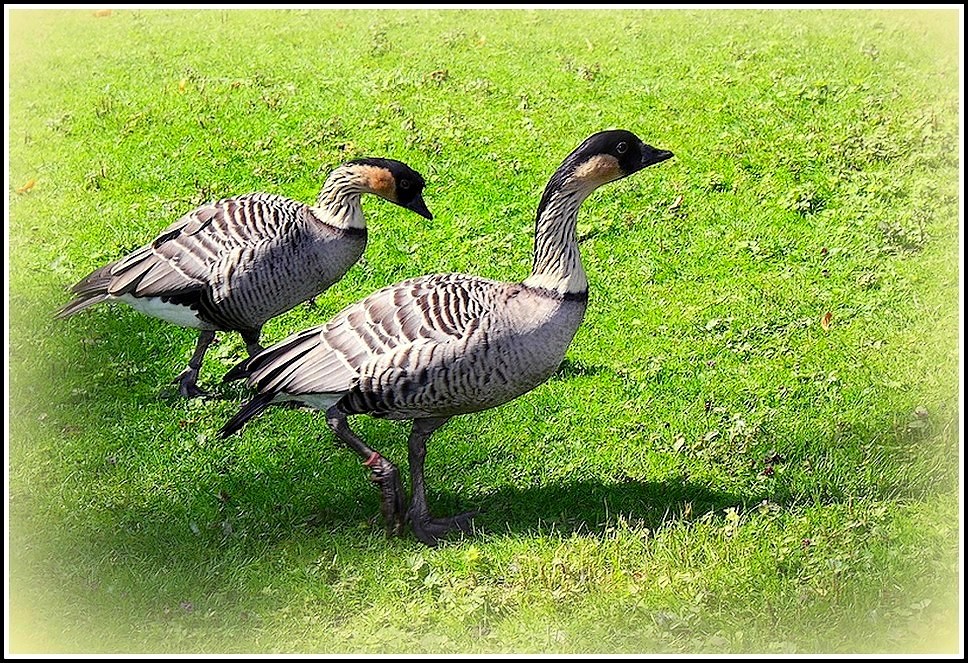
<box><xmin>5</xmin><ymin>7</ymin><xmax>962</xmax><ymax>655</ymax></box>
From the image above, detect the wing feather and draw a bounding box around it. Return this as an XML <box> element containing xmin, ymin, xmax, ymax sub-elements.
<box><xmin>70</xmin><ymin>193</ymin><xmax>305</xmax><ymax>301</ymax></box>
<box><xmin>241</xmin><ymin>273</ymin><xmax>503</xmax><ymax>397</ymax></box>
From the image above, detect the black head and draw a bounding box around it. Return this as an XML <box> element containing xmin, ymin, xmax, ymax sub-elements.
<box><xmin>569</xmin><ymin>129</ymin><xmax>674</xmax><ymax>176</ymax></box>
<box><xmin>346</xmin><ymin>157</ymin><xmax>433</xmax><ymax>219</ymax></box>
<box><xmin>536</xmin><ymin>129</ymin><xmax>673</xmax><ymax>220</ymax></box>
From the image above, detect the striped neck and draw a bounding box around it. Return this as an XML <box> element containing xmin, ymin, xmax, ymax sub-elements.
<box><xmin>311</xmin><ymin>165</ymin><xmax>369</xmax><ymax>231</ymax></box>
<box><xmin>522</xmin><ymin>178</ymin><xmax>592</xmax><ymax>297</ymax></box>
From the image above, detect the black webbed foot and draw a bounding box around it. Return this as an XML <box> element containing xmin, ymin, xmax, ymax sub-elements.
<box><xmin>408</xmin><ymin>508</ymin><xmax>478</xmax><ymax>547</ymax></box>
<box><xmin>174</xmin><ymin>368</ymin><xmax>209</xmax><ymax>399</ymax></box>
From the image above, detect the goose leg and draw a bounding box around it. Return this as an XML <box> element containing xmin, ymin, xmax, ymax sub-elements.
<box><xmin>174</xmin><ymin>330</ymin><xmax>216</xmax><ymax>398</ymax></box>
<box><xmin>240</xmin><ymin>326</ymin><xmax>264</xmax><ymax>357</ymax></box>
<box><xmin>406</xmin><ymin>417</ymin><xmax>477</xmax><ymax>547</ymax></box>
<box><xmin>325</xmin><ymin>406</ymin><xmax>406</xmax><ymax>537</ymax></box>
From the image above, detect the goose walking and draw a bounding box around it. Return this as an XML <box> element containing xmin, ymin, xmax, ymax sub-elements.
<box><xmin>219</xmin><ymin>130</ymin><xmax>673</xmax><ymax>545</ymax></box>
<box><xmin>56</xmin><ymin>158</ymin><xmax>432</xmax><ymax>397</ymax></box>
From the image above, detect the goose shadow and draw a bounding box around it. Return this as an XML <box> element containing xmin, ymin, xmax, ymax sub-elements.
<box><xmin>286</xmin><ymin>472</ymin><xmax>755</xmax><ymax>542</ymax></box>
<box><xmin>451</xmin><ymin>478</ymin><xmax>744</xmax><ymax>538</ymax></box>
<box><xmin>52</xmin><ymin>463</ymin><xmax>753</xmax><ymax>570</ymax></box>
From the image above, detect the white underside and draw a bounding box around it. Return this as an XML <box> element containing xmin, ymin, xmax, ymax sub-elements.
<box><xmin>272</xmin><ymin>391</ymin><xmax>344</xmax><ymax>411</ymax></box>
<box><xmin>118</xmin><ymin>294</ymin><xmax>210</xmax><ymax>329</ymax></box>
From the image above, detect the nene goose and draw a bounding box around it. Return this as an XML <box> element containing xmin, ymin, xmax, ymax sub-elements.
<box><xmin>55</xmin><ymin>158</ymin><xmax>432</xmax><ymax>397</ymax></box>
<box><xmin>219</xmin><ymin>130</ymin><xmax>673</xmax><ymax>545</ymax></box>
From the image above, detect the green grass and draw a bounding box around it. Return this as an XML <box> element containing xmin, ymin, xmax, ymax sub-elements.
<box><xmin>6</xmin><ymin>7</ymin><xmax>961</xmax><ymax>655</ymax></box>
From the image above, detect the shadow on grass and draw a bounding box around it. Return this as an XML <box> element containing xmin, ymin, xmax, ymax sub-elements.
<box><xmin>204</xmin><ymin>469</ymin><xmax>751</xmax><ymax>544</ymax></box>
<box><xmin>76</xmin><ymin>460</ymin><xmax>757</xmax><ymax>559</ymax></box>
<box><xmin>36</xmin><ymin>306</ymin><xmax>261</xmax><ymax>404</ymax></box>
<box><xmin>455</xmin><ymin>478</ymin><xmax>743</xmax><ymax>539</ymax></box>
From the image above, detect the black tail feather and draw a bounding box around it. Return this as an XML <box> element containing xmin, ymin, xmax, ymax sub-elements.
<box><xmin>55</xmin><ymin>294</ymin><xmax>109</xmax><ymax>319</ymax></box>
<box><xmin>219</xmin><ymin>392</ymin><xmax>275</xmax><ymax>438</ymax></box>
<box><xmin>222</xmin><ymin>327</ymin><xmax>318</xmax><ymax>385</ymax></box>
<box><xmin>222</xmin><ymin>356</ymin><xmax>254</xmax><ymax>383</ymax></box>
<box><xmin>55</xmin><ymin>261</ymin><xmax>119</xmax><ymax>319</ymax></box>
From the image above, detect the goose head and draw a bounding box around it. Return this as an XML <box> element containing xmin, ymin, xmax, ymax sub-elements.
<box><xmin>561</xmin><ymin>129</ymin><xmax>673</xmax><ymax>187</ymax></box>
<box><xmin>537</xmin><ymin>130</ymin><xmax>673</xmax><ymax>216</ymax></box>
<box><xmin>346</xmin><ymin>157</ymin><xmax>433</xmax><ymax>219</ymax></box>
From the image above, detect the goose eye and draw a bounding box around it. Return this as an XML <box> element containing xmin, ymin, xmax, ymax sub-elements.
<box><xmin>399</xmin><ymin>179</ymin><xmax>411</xmax><ymax>190</ymax></box>
<box><xmin>616</xmin><ymin>142</ymin><xmax>628</xmax><ymax>155</ymax></box>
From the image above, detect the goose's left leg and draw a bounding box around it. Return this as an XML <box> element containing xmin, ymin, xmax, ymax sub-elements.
<box><xmin>325</xmin><ymin>406</ymin><xmax>406</xmax><ymax>537</ymax></box>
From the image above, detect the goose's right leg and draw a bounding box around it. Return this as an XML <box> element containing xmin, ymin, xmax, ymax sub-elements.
<box><xmin>406</xmin><ymin>417</ymin><xmax>477</xmax><ymax>547</ymax></box>
<box><xmin>325</xmin><ymin>407</ymin><xmax>406</xmax><ymax>537</ymax></box>
<box><xmin>174</xmin><ymin>330</ymin><xmax>216</xmax><ymax>398</ymax></box>
<box><xmin>240</xmin><ymin>326</ymin><xmax>264</xmax><ymax>357</ymax></box>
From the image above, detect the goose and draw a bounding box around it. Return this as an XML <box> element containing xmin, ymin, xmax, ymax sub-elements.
<box><xmin>219</xmin><ymin>130</ymin><xmax>673</xmax><ymax>545</ymax></box>
<box><xmin>55</xmin><ymin>158</ymin><xmax>433</xmax><ymax>397</ymax></box>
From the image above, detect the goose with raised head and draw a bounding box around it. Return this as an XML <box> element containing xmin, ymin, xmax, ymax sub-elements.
<box><xmin>56</xmin><ymin>158</ymin><xmax>432</xmax><ymax>397</ymax></box>
<box><xmin>219</xmin><ymin>130</ymin><xmax>673</xmax><ymax>545</ymax></box>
